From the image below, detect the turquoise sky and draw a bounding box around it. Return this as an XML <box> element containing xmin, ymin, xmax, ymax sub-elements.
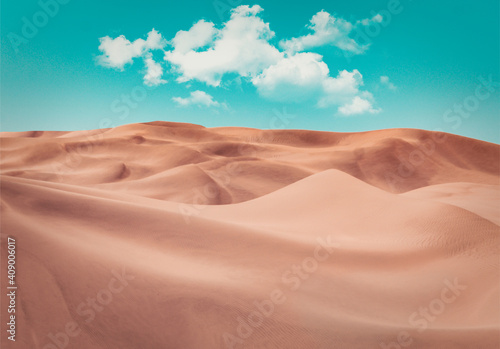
<box><xmin>1</xmin><ymin>0</ymin><xmax>499</xmax><ymax>143</ymax></box>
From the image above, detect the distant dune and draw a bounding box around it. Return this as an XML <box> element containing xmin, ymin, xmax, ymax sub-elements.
<box><xmin>1</xmin><ymin>122</ymin><xmax>499</xmax><ymax>348</ymax></box>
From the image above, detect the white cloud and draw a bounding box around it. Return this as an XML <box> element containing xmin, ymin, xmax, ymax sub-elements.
<box><xmin>380</xmin><ymin>75</ymin><xmax>397</xmax><ymax>90</ymax></box>
<box><xmin>338</xmin><ymin>96</ymin><xmax>381</xmax><ymax>116</ymax></box>
<box><xmin>170</xmin><ymin>20</ymin><xmax>218</xmax><ymax>54</ymax></box>
<box><xmin>172</xmin><ymin>90</ymin><xmax>222</xmax><ymax>108</ymax></box>
<box><xmin>165</xmin><ymin>5</ymin><xmax>283</xmax><ymax>86</ymax></box>
<box><xmin>252</xmin><ymin>52</ymin><xmax>328</xmax><ymax>102</ymax></box>
<box><xmin>97</xmin><ymin>36</ymin><xmax>144</xmax><ymax>70</ymax></box>
<box><xmin>231</xmin><ymin>4</ymin><xmax>264</xmax><ymax>17</ymax></box>
<box><xmin>96</xmin><ymin>6</ymin><xmax>381</xmax><ymax>117</ymax></box>
<box><xmin>144</xmin><ymin>29</ymin><xmax>168</xmax><ymax>50</ymax></box>
<box><xmin>252</xmin><ymin>52</ymin><xmax>378</xmax><ymax>114</ymax></box>
<box><xmin>279</xmin><ymin>10</ymin><xmax>380</xmax><ymax>54</ymax></box>
<box><xmin>143</xmin><ymin>53</ymin><xmax>166</xmax><ymax>86</ymax></box>
<box><xmin>318</xmin><ymin>69</ymin><xmax>364</xmax><ymax>107</ymax></box>
<box><xmin>97</xmin><ymin>29</ymin><xmax>166</xmax><ymax>70</ymax></box>
<box><xmin>358</xmin><ymin>14</ymin><xmax>383</xmax><ymax>26</ymax></box>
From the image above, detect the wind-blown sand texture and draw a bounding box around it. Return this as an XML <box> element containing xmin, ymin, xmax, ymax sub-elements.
<box><xmin>1</xmin><ymin>121</ymin><xmax>499</xmax><ymax>348</ymax></box>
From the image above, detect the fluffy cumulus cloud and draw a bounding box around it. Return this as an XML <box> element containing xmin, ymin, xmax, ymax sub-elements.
<box><xmin>96</xmin><ymin>5</ymin><xmax>383</xmax><ymax>116</ymax></box>
<box><xmin>318</xmin><ymin>69</ymin><xmax>364</xmax><ymax>107</ymax></box>
<box><xmin>279</xmin><ymin>11</ymin><xmax>381</xmax><ymax>54</ymax></box>
<box><xmin>170</xmin><ymin>20</ymin><xmax>218</xmax><ymax>54</ymax></box>
<box><xmin>143</xmin><ymin>53</ymin><xmax>167</xmax><ymax>86</ymax></box>
<box><xmin>338</xmin><ymin>95</ymin><xmax>381</xmax><ymax>116</ymax></box>
<box><xmin>165</xmin><ymin>5</ymin><xmax>283</xmax><ymax>86</ymax></box>
<box><xmin>252</xmin><ymin>53</ymin><xmax>328</xmax><ymax>102</ymax></box>
<box><xmin>252</xmin><ymin>52</ymin><xmax>379</xmax><ymax>114</ymax></box>
<box><xmin>97</xmin><ymin>29</ymin><xmax>166</xmax><ymax>70</ymax></box>
<box><xmin>172</xmin><ymin>90</ymin><xmax>222</xmax><ymax>108</ymax></box>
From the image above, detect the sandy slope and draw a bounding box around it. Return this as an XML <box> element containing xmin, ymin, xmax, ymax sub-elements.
<box><xmin>1</xmin><ymin>122</ymin><xmax>499</xmax><ymax>349</ymax></box>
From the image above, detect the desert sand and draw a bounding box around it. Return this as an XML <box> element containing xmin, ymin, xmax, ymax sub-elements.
<box><xmin>1</xmin><ymin>121</ymin><xmax>499</xmax><ymax>349</ymax></box>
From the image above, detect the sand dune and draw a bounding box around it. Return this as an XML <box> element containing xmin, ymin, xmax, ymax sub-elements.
<box><xmin>1</xmin><ymin>122</ymin><xmax>499</xmax><ymax>349</ymax></box>
<box><xmin>1</xmin><ymin>122</ymin><xmax>498</xmax><ymax>201</ymax></box>
<box><xmin>403</xmin><ymin>182</ymin><xmax>500</xmax><ymax>226</ymax></box>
